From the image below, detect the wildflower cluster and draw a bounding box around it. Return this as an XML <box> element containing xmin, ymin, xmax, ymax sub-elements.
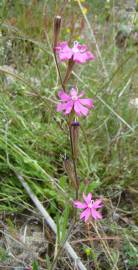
<box><xmin>53</xmin><ymin>16</ymin><xmax>103</xmax><ymax>223</ymax></box>
<box><xmin>55</xmin><ymin>41</ymin><xmax>94</xmax><ymax>117</ymax></box>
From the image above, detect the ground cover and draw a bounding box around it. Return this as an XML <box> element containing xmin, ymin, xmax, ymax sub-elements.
<box><xmin>0</xmin><ymin>0</ymin><xmax>138</xmax><ymax>269</ymax></box>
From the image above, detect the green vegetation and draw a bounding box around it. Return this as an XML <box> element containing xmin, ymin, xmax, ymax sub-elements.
<box><xmin>0</xmin><ymin>0</ymin><xmax>137</xmax><ymax>269</ymax></box>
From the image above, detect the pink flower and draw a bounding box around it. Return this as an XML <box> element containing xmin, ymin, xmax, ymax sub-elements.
<box><xmin>55</xmin><ymin>41</ymin><xmax>95</xmax><ymax>63</ymax></box>
<box><xmin>74</xmin><ymin>193</ymin><xmax>103</xmax><ymax>222</ymax></box>
<box><xmin>57</xmin><ymin>88</ymin><xmax>94</xmax><ymax>117</ymax></box>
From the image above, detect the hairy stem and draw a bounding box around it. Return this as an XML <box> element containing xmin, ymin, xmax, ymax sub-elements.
<box><xmin>69</xmin><ymin>125</ymin><xmax>79</xmax><ymax>200</ymax></box>
<box><xmin>53</xmin><ymin>50</ymin><xmax>65</xmax><ymax>91</ymax></box>
<box><xmin>53</xmin><ymin>48</ymin><xmax>79</xmax><ymax>200</ymax></box>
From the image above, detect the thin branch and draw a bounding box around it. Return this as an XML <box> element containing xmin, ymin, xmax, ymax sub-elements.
<box><xmin>53</xmin><ymin>50</ymin><xmax>65</xmax><ymax>90</ymax></box>
<box><xmin>71</xmin><ymin>236</ymin><xmax>121</xmax><ymax>244</ymax></box>
<box><xmin>69</xmin><ymin>126</ymin><xmax>79</xmax><ymax>200</ymax></box>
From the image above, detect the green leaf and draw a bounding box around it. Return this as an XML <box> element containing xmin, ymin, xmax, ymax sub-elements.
<box><xmin>80</xmin><ymin>180</ymin><xmax>101</xmax><ymax>194</ymax></box>
<box><xmin>61</xmin><ymin>205</ymin><xmax>70</xmax><ymax>242</ymax></box>
<box><xmin>45</xmin><ymin>255</ymin><xmax>52</xmax><ymax>270</ymax></box>
<box><xmin>32</xmin><ymin>260</ymin><xmax>39</xmax><ymax>270</ymax></box>
<box><xmin>56</xmin><ymin>214</ymin><xmax>61</xmax><ymax>244</ymax></box>
<box><xmin>86</xmin><ymin>180</ymin><xmax>101</xmax><ymax>193</ymax></box>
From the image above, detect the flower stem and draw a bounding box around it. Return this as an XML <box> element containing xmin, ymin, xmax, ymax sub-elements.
<box><xmin>53</xmin><ymin>49</ymin><xmax>65</xmax><ymax>91</ymax></box>
<box><xmin>63</xmin><ymin>58</ymin><xmax>75</xmax><ymax>87</ymax></box>
<box><xmin>53</xmin><ymin>48</ymin><xmax>79</xmax><ymax>200</ymax></box>
<box><xmin>69</xmin><ymin>125</ymin><xmax>79</xmax><ymax>200</ymax></box>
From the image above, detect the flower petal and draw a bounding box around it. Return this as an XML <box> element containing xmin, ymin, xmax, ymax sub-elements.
<box><xmin>85</xmin><ymin>51</ymin><xmax>95</xmax><ymax>61</ymax></box>
<box><xmin>74</xmin><ymin>51</ymin><xmax>95</xmax><ymax>63</ymax></box>
<box><xmin>78</xmin><ymin>92</ymin><xmax>84</xmax><ymax>98</ymax></box>
<box><xmin>83</xmin><ymin>192</ymin><xmax>92</xmax><ymax>204</ymax></box>
<box><xmin>73</xmin><ymin>101</ymin><xmax>82</xmax><ymax>116</ymax></box>
<box><xmin>79</xmin><ymin>98</ymin><xmax>94</xmax><ymax>108</ymax></box>
<box><xmin>91</xmin><ymin>208</ymin><xmax>102</xmax><ymax>220</ymax></box>
<box><xmin>59</xmin><ymin>51</ymin><xmax>73</xmax><ymax>61</ymax></box>
<box><xmin>56</xmin><ymin>103</ymin><xmax>66</xmax><ymax>112</ymax></box>
<box><xmin>73</xmin><ymin>52</ymin><xmax>88</xmax><ymax>63</ymax></box>
<box><xmin>73</xmin><ymin>201</ymin><xmax>87</xmax><ymax>209</ymax></box>
<box><xmin>77</xmin><ymin>44</ymin><xmax>88</xmax><ymax>52</ymax></box>
<box><xmin>92</xmin><ymin>199</ymin><xmax>103</xmax><ymax>209</ymax></box>
<box><xmin>56</xmin><ymin>42</ymin><xmax>73</xmax><ymax>61</ymax></box>
<box><xmin>55</xmin><ymin>42</ymin><xmax>68</xmax><ymax>51</ymax></box>
<box><xmin>70</xmin><ymin>88</ymin><xmax>78</xmax><ymax>97</ymax></box>
<box><xmin>64</xmin><ymin>100</ymin><xmax>73</xmax><ymax>114</ymax></box>
<box><xmin>58</xmin><ymin>91</ymin><xmax>70</xmax><ymax>101</ymax></box>
<box><xmin>74</xmin><ymin>101</ymin><xmax>89</xmax><ymax>116</ymax></box>
<box><xmin>80</xmin><ymin>208</ymin><xmax>91</xmax><ymax>222</ymax></box>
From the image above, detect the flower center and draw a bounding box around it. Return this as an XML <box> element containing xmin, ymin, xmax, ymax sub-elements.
<box><xmin>71</xmin><ymin>95</ymin><xmax>78</xmax><ymax>101</ymax></box>
<box><xmin>88</xmin><ymin>200</ymin><xmax>94</xmax><ymax>209</ymax></box>
<box><xmin>72</xmin><ymin>41</ymin><xmax>79</xmax><ymax>53</ymax></box>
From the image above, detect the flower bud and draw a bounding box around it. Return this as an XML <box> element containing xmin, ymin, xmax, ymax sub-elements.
<box><xmin>53</xmin><ymin>16</ymin><xmax>61</xmax><ymax>48</ymax></box>
<box><xmin>63</xmin><ymin>158</ymin><xmax>77</xmax><ymax>188</ymax></box>
<box><xmin>70</xmin><ymin>121</ymin><xmax>80</xmax><ymax>160</ymax></box>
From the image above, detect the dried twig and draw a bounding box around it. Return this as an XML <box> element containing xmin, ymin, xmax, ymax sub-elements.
<box><xmin>72</xmin><ymin>236</ymin><xmax>121</xmax><ymax>244</ymax></box>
